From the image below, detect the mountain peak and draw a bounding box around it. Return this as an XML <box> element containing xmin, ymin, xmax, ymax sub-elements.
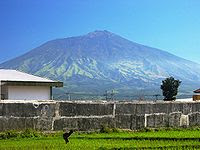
<box><xmin>86</xmin><ymin>30</ymin><xmax>114</xmax><ymax>38</ymax></box>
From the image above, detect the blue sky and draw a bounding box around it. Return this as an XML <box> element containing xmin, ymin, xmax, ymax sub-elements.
<box><xmin>0</xmin><ymin>0</ymin><xmax>200</xmax><ymax>63</ymax></box>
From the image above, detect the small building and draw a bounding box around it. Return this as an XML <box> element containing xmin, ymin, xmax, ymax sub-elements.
<box><xmin>193</xmin><ymin>89</ymin><xmax>200</xmax><ymax>101</ymax></box>
<box><xmin>0</xmin><ymin>69</ymin><xmax>63</xmax><ymax>100</ymax></box>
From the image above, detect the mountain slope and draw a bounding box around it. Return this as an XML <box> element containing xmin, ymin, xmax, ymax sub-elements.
<box><xmin>1</xmin><ymin>30</ymin><xmax>200</xmax><ymax>95</ymax></box>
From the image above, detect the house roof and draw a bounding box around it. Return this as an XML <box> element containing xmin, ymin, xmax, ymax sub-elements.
<box><xmin>0</xmin><ymin>69</ymin><xmax>63</xmax><ymax>87</ymax></box>
<box><xmin>194</xmin><ymin>89</ymin><xmax>200</xmax><ymax>93</ymax></box>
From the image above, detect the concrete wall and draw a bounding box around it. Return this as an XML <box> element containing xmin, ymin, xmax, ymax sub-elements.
<box><xmin>1</xmin><ymin>100</ymin><xmax>200</xmax><ymax>131</ymax></box>
<box><xmin>7</xmin><ymin>86</ymin><xmax>50</xmax><ymax>100</ymax></box>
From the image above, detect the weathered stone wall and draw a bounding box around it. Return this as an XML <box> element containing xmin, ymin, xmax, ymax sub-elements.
<box><xmin>1</xmin><ymin>100</ymin><xmax>200</xmax><ymax>131</ymax></box>
<box><xmin>0</xmin><ymin>101</ymin><xmax>56</xmax><ymax>131</ymax></box>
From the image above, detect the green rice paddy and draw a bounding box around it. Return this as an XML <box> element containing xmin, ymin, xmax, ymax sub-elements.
<box><xmin>1</xmin><ymin>128</ymin><xmax>200</xmax><ymax>149</ymax></box>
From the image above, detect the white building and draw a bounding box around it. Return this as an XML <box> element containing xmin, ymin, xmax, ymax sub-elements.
<box><xmin>0</xmin><ymin>69</ymin><xmax>63</xmax><ymax>100</ymax></box>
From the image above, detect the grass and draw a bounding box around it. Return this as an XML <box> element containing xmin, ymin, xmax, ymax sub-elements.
<box><xmin>1</xmin><ymin>128</ymin><xmax>200</xmax><ymax>149</ymax></box>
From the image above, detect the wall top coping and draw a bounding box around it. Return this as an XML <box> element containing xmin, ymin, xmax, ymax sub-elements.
<box><xmin>0</xmin><ymin>99</ymin><xmax>200</xmax><ymax>105</ymax></box>
<box><xmin>57</xmin><ymin>99</ymin><xmax>200</xmax><ymax>104</ymax></box>
<box><xmin>0</xmin><ymin>100</ymin><xmax>56</xmax><ymax>104</ymax></box>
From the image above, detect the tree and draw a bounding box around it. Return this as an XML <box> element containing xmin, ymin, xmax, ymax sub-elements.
<box><xmin>160</xmin><ymin>77</ymin><xmax>181</xmax><ymax>101</ymax></box>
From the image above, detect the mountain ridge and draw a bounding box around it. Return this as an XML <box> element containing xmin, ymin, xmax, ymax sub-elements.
<box><xmin>1</xmin><ymin>30</ymin><xmax>200</xmax><ymax>96</ymax></box>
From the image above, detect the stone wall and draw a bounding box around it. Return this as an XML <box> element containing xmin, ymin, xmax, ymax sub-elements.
<box><xmin>1</xmin><ymin>100</ymin><xmax>200</xmax><ymax>131</ymax></box>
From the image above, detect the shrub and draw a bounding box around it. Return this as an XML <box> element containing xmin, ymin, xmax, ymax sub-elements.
<box><xmin>100</xmin><ymin>125</ymin><xmax>120</xmax><ymax>133</ymax></box>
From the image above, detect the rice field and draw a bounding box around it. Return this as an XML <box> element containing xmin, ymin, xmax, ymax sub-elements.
<box><xmin>1</xmin><ymin>128</ymin><xmax>200</xmax><ymax>149</ymax></box>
